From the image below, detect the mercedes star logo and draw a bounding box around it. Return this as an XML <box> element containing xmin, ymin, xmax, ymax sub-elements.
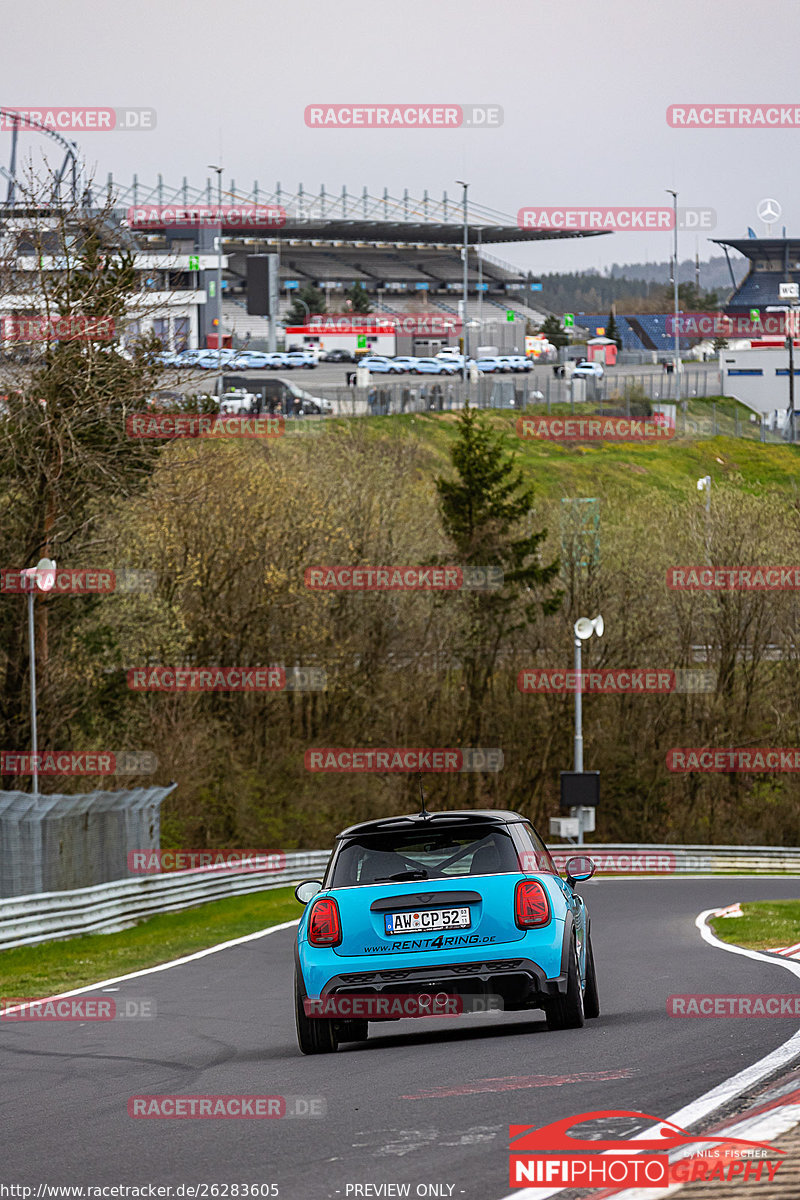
<box><xmin>757</xmin><ymin>197</ymin><xmax>782</xmax><ymax>223</ymax></box>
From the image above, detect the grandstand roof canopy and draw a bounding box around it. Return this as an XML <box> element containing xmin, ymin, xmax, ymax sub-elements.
<box><xmin>106</xmin><ymin>179</ymin><xmax>610</xmax><ymax>246</ymax></box>
<box><xmin>712</xmin><ymin>238</ymin><xmax>800</xmax><ymax>259</ymax></box>
<box><xmin>134</xmin><ymin>215</ymin><xmax>609</xmax><ymax>246</ymax></box>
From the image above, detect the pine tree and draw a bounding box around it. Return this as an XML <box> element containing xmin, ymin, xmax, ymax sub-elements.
<box><xmin>605</xmin><ymin>309</ymin><xmax>622</xmax><ymax>350</ymax></box>
<box><xmin>344</xmin><ymin>282</ymin><xmax>371</xmax><ymax>313</ymax></box>
<box><xmin>435</xmin><ymin>405</ymin><xmax>561</xmax><ymax>755</ymax></box>
<box><xmin>285</xmin><ymin>284</ymin><xmax>326</xmax><ymax>325</ymax></box>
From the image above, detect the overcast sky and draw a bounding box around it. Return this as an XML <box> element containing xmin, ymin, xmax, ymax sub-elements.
<box><xmin>2</xmin><ymin>0</ymin><xmax>797</xmax><ymax>273</ymax></box>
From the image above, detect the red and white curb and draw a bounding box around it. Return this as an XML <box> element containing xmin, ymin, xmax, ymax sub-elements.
<box><xmin>500</xmin><ymin>905</ymin><xmax>800</xmax><ymax>1200</ymax></box>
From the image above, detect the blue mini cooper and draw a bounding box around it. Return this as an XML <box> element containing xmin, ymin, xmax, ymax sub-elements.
<box><xmin>293</xmin><ymin>808</ymin><xmax>599</xmax><ymax>1054</ymax></box>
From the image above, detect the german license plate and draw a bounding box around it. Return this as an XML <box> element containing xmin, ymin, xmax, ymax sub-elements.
<box><xmin>385</xmin><ymin>907</ymin><xmax>471</xmax><ymax>935</ymax></box>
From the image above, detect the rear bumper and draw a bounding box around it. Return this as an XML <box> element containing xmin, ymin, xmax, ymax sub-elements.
<box><xmin>319</xmin><ymin>956</ymin><xmax>567</xmax><ymax>1012</ymax></box>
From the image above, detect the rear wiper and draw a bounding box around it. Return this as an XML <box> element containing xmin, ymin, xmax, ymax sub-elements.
<box><xmin>374</xmin><ymin>869</ymin><xmax>429</xmax><ymax>882</ymax></box>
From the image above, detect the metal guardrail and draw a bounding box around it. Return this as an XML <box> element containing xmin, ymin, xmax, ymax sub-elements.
<box><xmin>0</xmin><ymin>851</ymin><xmax>330</xmax><ymax>950</ymax></box>
<box><xmin>1</xmin><ymin>844</ymin><xmax>798</xmax><ymax>951</ymax></box>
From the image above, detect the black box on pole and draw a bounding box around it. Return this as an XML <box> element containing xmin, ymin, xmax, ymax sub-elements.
<box><xmin>246</xmin><ymin>255</ymin><xmax>271</xmax><ymax>316</ymax></box>
<box><xmin>560</xmin><ymin>771</ymin><xmax>600</xmax><ymax>810</ymax></box>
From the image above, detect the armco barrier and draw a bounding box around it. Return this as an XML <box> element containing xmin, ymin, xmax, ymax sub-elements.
<box><xmin>0</xmin><ymin>844</ymin><xmax>798</xmax><ymax>951</ymax></box>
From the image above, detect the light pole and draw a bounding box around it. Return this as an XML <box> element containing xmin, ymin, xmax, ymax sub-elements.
<box><xmin>208</xmin><ymin>165</ymin><xmax>224</xmax><ymax>376</ymax></box>
<box><xmin>766</xmin><ymin>303</ymin><xmax>798</xmax><ymax>442</ymax></box>
<box><xmin>22</xmin><ymin>558</ymin><xmax>56</xmax><ymax>797</ymax></box>
<box><xmin>293</xmin><ymin>296</ymin><xmax>310</xmax><ymax>344</ymax></box>
<box><xmin>666</xmin><ymin>189</ymin><xmax>680</xmax><ymax>406</ymax></box>
<box><xmin>456</xmin><ymin>180</ymin><xmax>469</xmax><ymax>382</ymax></box>
<box><xmin>477</xmin><ymin>226</ymin><xmax>483</xmax><ymax>334</ymax></box>
<box><xmin>573</xmin><ymin>614</ymin><xmax>603</xmax><ymax>844</ymax></box>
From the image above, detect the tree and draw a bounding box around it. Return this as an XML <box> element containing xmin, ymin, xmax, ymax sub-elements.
<box><xmin>344</xmin><ymin>282</ymin><xmax>371</xmax><ymax>314</ymax></box>
<box><xmin>284</xmin><ymin>284</ymin><xmax>326</xmax><ymax>325</ymax></box>
<box><xmin>675</xmin><ymin>282</ymin><xmax>719</xmax><ymax>311</ymax></box>
<box><xmin>538</xmin><ymin>314</ymin><xmax>569</xmax><ymax>349</ymax></box>
<box><xmin>605</xmin><ymin>309</ymin><xmax>622</xmax><ymax>350</ymax></box>
<box><xmin>0</xmin><ymin>184</ymin><xmax>166</xmax><ymax>774</ymax></box>
<box><xmin>435</xmin><ymin>405</ymin><xmax>561</xmax><ymax>762</ymax></box>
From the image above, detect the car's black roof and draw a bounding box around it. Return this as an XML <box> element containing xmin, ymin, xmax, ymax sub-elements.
<box><xmin>335</xmin><ymin>809</ymin><xmax>525</xmax><ymax>840</ymax></box>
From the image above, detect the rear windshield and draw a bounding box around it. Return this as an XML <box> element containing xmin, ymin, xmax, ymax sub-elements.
<box><xmin>329</xmin><ymin>823</ymin><xmax>520</xmax><ymax>887</ymax></box>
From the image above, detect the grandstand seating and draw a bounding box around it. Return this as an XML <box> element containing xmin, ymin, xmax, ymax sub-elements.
<box><xmin>577</xmin><ymin>314</ymin><xmax>675</xmax><ymax>352</ymax></box>
<box><xmin>727</xmin><ymin>270</ymin><xmax>789</xmax><ymax>311</ymax></box>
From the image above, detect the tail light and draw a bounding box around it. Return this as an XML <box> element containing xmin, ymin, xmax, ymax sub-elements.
<box><xmin>308</xmin><ymin>896</ymin><xmax>342</xmax><ymax>947</ymax></box>
<box><xmin>515</xmin><ymin>880</ymin><xmax>550</xmax><ymax>929</ymax></box>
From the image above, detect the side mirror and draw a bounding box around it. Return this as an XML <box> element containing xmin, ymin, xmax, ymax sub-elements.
<box><xmin>565</xmin><ymin>856</ymin><xmax>596</xmax><ymax>889</ymax></box>
<box><xmin>295</xmin><ymin>880</ymin><xmax>324</xmax><ymax>905</ymax></box>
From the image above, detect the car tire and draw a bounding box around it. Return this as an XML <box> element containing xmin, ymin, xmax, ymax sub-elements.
<box><xmin>545</xmin><ymin>937</ymin><xmax>585</xmax><ymax>1031</ymax></box>
<box><xmin>583</xmin><ymin>934</ymin><xmax>600</xmax><ymax>1019</ymax></box>
<box><xmin>295</xmin><ymin>971</ymin><xmax>338</xmax><ymax>1055</ymax></box>
<box><xmin>337</xmin><ymin>1019</ymin><xmax>369</xmax><ymax>1043</ymax></box>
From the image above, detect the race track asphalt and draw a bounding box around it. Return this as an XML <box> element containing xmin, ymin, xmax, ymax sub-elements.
<box><xmin>2</xmin><ymin>877</ymin><xmax>800</xmax><ymax>1199</ymax></box>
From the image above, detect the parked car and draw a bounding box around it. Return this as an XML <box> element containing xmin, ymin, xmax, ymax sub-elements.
<box><xmin>219</xmin><ymin>390</ymin><xmax>259</xmax><ymax>415</ymax></box>
<box><xmin>390</xmin><ymin>357</ymin><xmax>421</xmax><ymax>372</ymax></box>
<box><xmin>293</xmin><ymin>807</ymin><xmax>599</xmax><ymax>1054</ymax></box>
<box><xmin>321</xmin><ymin>348</ymin><xmax>355</xmax><ymax>363</ymax></box>
<box><xmin>572</xmin><ymin>360</ymin><xmax>604</xmax><ymax>379</ymax></box>
<box><xmin>497</xmin><ymin>355</ymin><xmax>532</xmax><ymax>373</ymax></box>
<box><xmin>472</xmin><ymin>357</ymin><xmax>504</xmax><ymax>373</ymax></box>
<box><xmin>411</xmin><ymin>357</ymin><xmax>458</xmax><ymax>375</ymax></box>
<box><xmin>360</xmin><ymin>356</ymin><xmax>403</xmax><ymax>374</ymax></box>
<box><xmin>231</xmin><ymin>351</ymin><xmax>287</xmax><ymax>371</ymax></box>
<box><xmin>284</xmin><ymin>350</ymin><xmax>318</xmax><ymax>369</ymax></box>
<box><xmin>175</xmin><ymin>349</ymin><xmax>206</xmax><ymax>368</ymax></box>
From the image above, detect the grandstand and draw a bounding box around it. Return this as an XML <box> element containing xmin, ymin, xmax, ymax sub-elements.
<box><xmin>109</xmin><ymin>177</ymin><xmax>607</xmax><ymax>348</ymax></box>
<box><xmin>713</xmin><ymin>238</ymin><xmax>800</xmax><ymax>314</ymax></box>
<box><xmin>575</xmin><ymin>314</ymin><xmax>676</xmax><ymax>353</ymax></box>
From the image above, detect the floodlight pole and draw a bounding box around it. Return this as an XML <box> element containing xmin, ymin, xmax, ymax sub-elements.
<box><xmin>27</xmin><ymin>588</ymin><xmax>38</xmax><ymax>797</ymax></box>
<box><xmin>23</xmin><ymin>559</ymin><xmax>56</xmax><ymax>797</ymax></box>
<box><xmin>766</xmin><ymin>304</ymin><xmax>797</xmax><ymax>442</ymax></box>
<box><xmin>667</xmin><ymin>189</ymin><xmax>680</xmax><ymax>406</ymax></box>
<box><xmin>209</xmin><ymin>165</ymin><xmax>224</xmax><ymax>378</ymax></box>
<box><xmin>573</xmin><ymin>633</ymin><xmax>583</xmax><ymax>774</ymax></box>
<box><xmin>789</xmin><ymin>311</ymin><xmax>796</xmax><ymax>444</ymax></box>
<box><xmin>457</xmin><ymin>181</ymin><xmax>469</xmax><ymax>382</ymax></box>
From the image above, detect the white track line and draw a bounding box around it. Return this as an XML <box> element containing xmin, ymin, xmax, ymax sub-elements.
<box><xmin>499</xmin><ymin>905</ymin><xmax>800</xmax><ymax>1200</ymax></box>
<box><xmin>0</xmin><ymin>919</ymin><xmax>300</xmax><ymax>1018</ymax></box>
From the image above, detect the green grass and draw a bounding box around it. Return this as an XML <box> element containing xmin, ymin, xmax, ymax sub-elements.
<box><xmin>709</xmin><ymin>899</ymin><xmax>800</xmax><ymax>950</ymax></box>
<box><xmin>0</xmin><ymin>886</ymin><xmax>300</xmax><ymax>1001</ymax></box>
<box><xmin>358</xmin><ymin>406</ymin><xmax>800</xmax><ymax>501</ymax></box>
